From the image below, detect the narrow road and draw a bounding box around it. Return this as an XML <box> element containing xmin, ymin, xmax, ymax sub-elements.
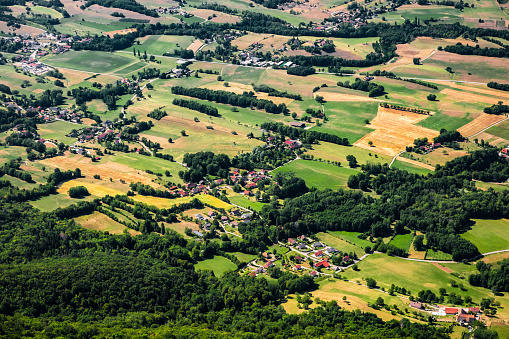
<box><xmin>137</xmin><ymin>141</ymin><xmax>153</xmax><ymax>155</ymax></box>
<box><xmin>388</xmin><ymin>151</ymin><xmax>405</xmax><ymax>169</ymax></box>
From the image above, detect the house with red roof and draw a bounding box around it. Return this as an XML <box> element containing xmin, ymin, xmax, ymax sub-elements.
<box><xmin>263</xmin><ymin>260</ymin><xmax>274</xmax><ymax>269</ymax></box>
<box><xmin>314</xmin><ymin>250</ymin><xmax>324</xmax><ymax>257</ymax></box>
<box><xmin>445</xmin><ymin>308</ymin><xmax>458</xmax><ymax>315</ymax></box>
<box><xmin>288</xmin><ymin>238</ymin><xmax>296</xmax><ymax>245</ymax></box>
<box><xmin>293</xmin><ymin>265</ymin><xmax>302</xmax><ymax>271</ymax></box>
<box><xmin>309</xmin><ymin>271</ymin><xmax>318</xmax><ymax>277</ymax></box>
<box><xmin>315</xmin><ymin>260</ymin><xmax>330</xmax><ymax>268</ymax></box>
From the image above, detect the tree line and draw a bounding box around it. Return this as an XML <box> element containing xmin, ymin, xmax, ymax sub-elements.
<box><xmin>172</xmin><ymin>98</ymin><xmax>220</xmax><ymax>117</ymax></box>
<box><xmin>261</xmin><ymin>121</ymin><xmax>350</xmax><ymax>146</ymax></box>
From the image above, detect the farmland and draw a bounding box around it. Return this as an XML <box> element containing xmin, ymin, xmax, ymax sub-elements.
<box><xmin>461</xmin><ymin>219</ymin><xmax>509</xmax><ymax>254</ymax></box>
<box><xmin>43</xmin><ymin>51</ymin><xmax>136</xmax><ymax>73</ymax></box>
<box><xmin>194</xmin><ymin>255</ymin><xmax>237</xmax><ymax>277</ymax></box>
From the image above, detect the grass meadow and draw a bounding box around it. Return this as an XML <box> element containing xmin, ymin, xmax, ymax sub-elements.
<box><xmin>391</xmin><ymin>159</ymin><xmax>433</xmax><ymax>176</ymax></box>
<box><xmin>43</xmin><ymin>51</ymin><xmax>136</xmax><ymax>73</ymax></box>
<box><xmin>273</xmin><ymin>159</ymin><xmax>359</xmax><ymax>190</ymax></box>
<box><xmin>37</xmin><ymin>121</ymin><xmax>79</xmax><ymax>144</ymax></box>
<box><xmin>461</xmin><ymin>219</ymin><xmax>509</xmax><ymax>254</ymax></box>
<box><xmin>194</xmin><ymin>255</ymin><xmax>237</xmax><ymax>277</ymax></box>
<box><xmin>124</xmin><ymin>35</ymin><xmax>196</xmax><ymax>56</ymax></box>
<box><xmin>389</xmin><ymin>233</ymin><xmax>413</xmax><ymax>252</ymax></box>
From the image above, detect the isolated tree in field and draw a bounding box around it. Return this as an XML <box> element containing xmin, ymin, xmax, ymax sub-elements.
<box><xmin>427</xmin><ymin>94</ymin><xmax>437</xmax><ymax>101</ymax></box>
<box><xmin>366</xmin><ymin>278</ymin><xmax>377</xmax><ymax>289</ymax></box>
<box><xmin>365</xmin><ymin>119</ymin><xmax>370</xmax><ymax>124</ymax></box>
<box><xmin>181</xmin><ymin>130</ymin><xmax>186</xmax><ymax>136</ymax></box>
<box><xmin>368</xmin><ymin>141</ymin><xmax>373</xmax><ymax>147</ymax></box>
<box><xmin>346</xmin><ymin>155</ymin><xmax>358</xmax><ymax>168</ymax></box>
<box><xmin>413</xmin><ymin>57</ymin><xmax>421</xmax><ymax>65</ymax></box>
<box><xmin>168</xmin><ymin>137</ymin><xmax>172</xmax><ymax>143</ymax></box>
<box><xmin>446</xmin><ymin>66</ymin><xmax>453</xmax><ymax>73</ymax></box>
<box><xmin>292</xmin><ymin>112</ymin><xmax>297</xmax><ymax>119</ymax></box>
<box><xmin>133</xmin><ymin>48</ymin><xmax>136</xmax><ymax>56</ymax></box>
<box><xmin>315</xmin><ymin>95</ymin><xmax>325</xmax><ymax>104</ymax></box>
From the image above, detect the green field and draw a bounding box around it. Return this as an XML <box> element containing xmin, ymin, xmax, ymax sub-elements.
<box><xmin>228</xmin><ymin>195</ymin><xmax>267</xmax><ymax>212</ymax></box>
<box><xmin>30</xmin><ymin>193</ymin><xmax>96</xmax><ymax>212</ymax></box>
<box><xmin>417</xmin><ymin>111</ymin><xmax>475</xmax><ymax>132</ymax></box>
<box><xmin>307</xmin><ymin>142</ymin><xmax>392</xmax><ymax>167</ymax></box>
<box><xmin>329</xmin><ymin>231</ymin><xmax>374</xmax><ymax>250</ymax></box>
<box><xmin>55</xmin><ymin>19</ymin><xmax>133</xmax><ymax>36</ymax></box>
<box><xmin>113</xmin><ymin>61</ymin><xmax>148</xmax><ymax>75</ymax></box>
<box><xmin>43</xmin><ymin>51</ymin><xmax>135</xmax><ymax>73</ymax></box>
<box><xmin>391</xmin><ymin>160</ymin><xmax>433</xmax><ymax>176</ymax></box>
<box><xmin>232</xmin><ymin>252</ymin><xmax>257</xmax><ymax>263</ymax></box>
<box><xmin>388</xmin><ymin>233</ymin><xmax>413</xmax><ymax>252</ymax></box>
<box><xmin>37</xmin><ymin>121</ymin><xmax>78</xmax><ymax>144</ymax></box>
<box><xmin>273</xmin><ymin>159</ymin><xmax>359</xmax><ymax>190</ymax></box>
<box><xmin>485</xmin><ymin>120</ymin><xmax>509</xmax><ymax>141</ymax></box>
<box><xmin>124</xmin><ymin>35</ymin><xmax>196</xmax><ymax>56</ymax></box>
<box><xmin>194</xmin><ymin>255</ymin><xmax>237</xmax><ymax>277</ymax></box>
<box><xmin>461</xmin><ymin>219</ymin><xmax>509</xmax><ymax>254</ymax></box>
<box><xmin>425</xmin><ymin>249</ymin><xmax>453</xmax><ymax>261</ymax></box>
<box><xmin>316</xmin><ymin>232</ymin><xmax>363</xmax><ymax>256</ymax></box>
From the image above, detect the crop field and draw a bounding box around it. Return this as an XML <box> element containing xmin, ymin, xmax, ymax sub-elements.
<box><xmin>457</xmin><ymin>113</ymin><xmax>507</xmax><ymax>137</ymax></box>
<box><xmin>112</xmin><ymin>61</ymin><xmax>148</xmax><ymax>75</ymax></box>
<box><xmin>133</xmin><ymin>194</ymin><xmax>232</xmax><ymax>210</ymax></box>
<box><xmin>37</xmin><ymin>121</ymin><xmax>79</xmax><ymax>144</ymax></box>
<box><xmin>424</xmin><ymin>249</ymin><xmax>453</xmax><ymax>261</ymax></box>
<box><xmin>43</xmin><ymin>51</ymin><xmax>136</xmax><ymax>73</ymax></box>
<box><xmin>58</xmin><ymin>179</ymin><xmax>126</xmax><ymax>197</ymax></box>
<box><xmin>273</xmin><ymin>159</ymin><xmax>359</xmax><ymax>190</ymax></box>
<box><xmin>194</xmin><ymin>255</ymin><xmax>237</xmax><ymax>277</ymax></box>
<box><xmin>187</xmin><ymin>8</ymin><xmax>240</xmax><ymax>24</ymax></box>
<box><xmin>355</xmin><ymin>106</ymin><xmax>440</xmax><ymax>156</ymax></box>
<box><xmin>461</xmin><ymin>219</ymin><xmax>509</xmax><ymax>254</ymax></box>
<box><xmin>75</xmin><ymin>211</ymin><xmax>140</xmax><ymax>235</ymax></box>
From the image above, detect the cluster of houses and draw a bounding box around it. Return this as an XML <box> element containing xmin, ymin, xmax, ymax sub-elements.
<box><xmin>410</xmin><ymin>302</ymin><xmax>482</xmax><ymax>325</ymax></box>
<box><xmin>166</xmin><ymin>67</ymin><xmax>193</xmax><ymax>78</ymax></box>
<box><xmin>417</xmin><ymin>142</ymin><xmax>442</xmax><ymax>154</ymax></box>
<box><xmin>40</xmin><ymin>106</ymin><xmax>81</xmax><ymax>123</ymax></box>
<box><xmin>229</xmin><ymin>168</ymin><xmax>271</xmax><ymax>196</ymax></box>
<box><xmin>16</xmin><ymin>59</ymin><xmax>51</xmax><ymax>75</ymax></box>
<box><xmin>155</xmin><ymin>6</ymin><xmax>192</xmax><ymax>17</ymax></box>
<box><xmin>191</xmin><ymin>208</ymin><xmax>253</xmax><ymax>238</ymax></box>
<box><xmin>69</xmin><ymin>120</ymin><xmax>119</xmax><ymax>144</ymax></box>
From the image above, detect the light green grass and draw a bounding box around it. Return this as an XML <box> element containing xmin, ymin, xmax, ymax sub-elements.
<box><xmin>29</xmin><ymin>193</ymin><xmax>96</xmax><ymax>212</ymax></box>
<box><xmin>273</xmin><ymin>159</ymin><xmax>359</xmax><ymax>190</ymax></box>
<box><xmin>461</xmin><ymin>219</ymin><xmax>509</xmax><ymax>254</ymax></box>
<box><xmin>329</xmin><ymin>231</ymin><xmax>374</xmax><ymax>250</ymax></box>
<box><xmin>125</xmin><ymin>35</ymin><xmax>196</xmax><ymax>56</ymax></box>
<box><xmin>228</xmin><ymin>195</ymin><xmax>267</xmax><ymax>212</ymax></box>
<box><xmin>37</xmin><ymin>121</ymin><xmax>78</xmax><ymax>144</ymax></box>
<box><xmin>425</xmin><ymin>249</ymin><xmax>453</xmax><ymax>261</ymax></box>
<box><xmin>417</xmin><ymin>111</ymin><xmax>475</xmax><ymax>131</ymax></box>
<box><xmin>232</xmin><ymin>252</ymin><xmax>257</xmax><ymax>263</ymax></box>
<box><xmin>194</xmin><ymin>255</ymin><xmax>237</xmax><ymax>277</ymax></box>
<box><xmin>475</xmin><ymin>181</ymin><xmax>509</xmax><ymax>193</ymax></box>
<box><xmin>391</xmin><ymin>160</ymin><xmax>433</xmax><ymax>176</ymax></box>
<box><xmin>113</xmin><ymin>61</ymin><xmax>148</xmax><ymax>75</ymax></box>
<box><xmin>389</xmin><ymin>233</ymin><xmax>413</xmax><ymax>252</ymax></box>
<box><xmin>271</xmin><ymin>244</ymin><xmax>289</xmax><ymax>255</ymax></box>
<box><xmin>316</xmin><ymin>232</ymin><xmax>363</xmax><ymax>256</ymax></box>
<box><xmin>307</xmin><ymin>142</ymin><xmax>392</xmax><ymax>167</ymax></box>
<box><xmin>43</xmin><ymin>51</ymin><xmax>135</xmax><ymax>73</ymax></box>
<box><xmin>485</xmin><ymin>120</ymin><xmax>509</xmax><ymax>141</ymax></box>
<box><xmin>55</xmin><ymin>19</ymin><xmax>132</xmax><ymax>36</ymax></box>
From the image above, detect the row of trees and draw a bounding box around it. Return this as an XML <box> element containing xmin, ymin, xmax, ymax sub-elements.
<box><xmin>261</xmin><ymin>122</ymin><xmax>350</xmax><ymax>146</ymax></box>
<box><xmin>337</xmin><ymin>78</ymin><xmax>385</xmax><ymax>97</ymax></box>
<box><xmin>171</xmin><ymin>86</ymin><xmax>288</xmax><ymax>114</ymax></box>
<box><xmin>172</xmin><ymin>98</ymin><xmax>220</xmax><ymax>116</ymax></box>
<box><xmin>253</xmin><ymin>84</ymin><xmax>302</xmax><ymax>100</ymax></box>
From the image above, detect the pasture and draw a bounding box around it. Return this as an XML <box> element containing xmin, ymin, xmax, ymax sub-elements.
<box><xmin>391</xmin><ymin>159</ymin><xmax>433</xmax><ymax>176</ymax></box>
<box><xmin>124</xmin><ymin>35</ymin><xmax>196</xmax><ymax>56</ymax></box>
<box><xmin>388</xmin><ymin>233</ymin><xmax>413</xmax><ymax>252</ymax></box>
<box><xmin>37</xmin><ymin>121</ymin><xmax>79</xmax><ymax>144</ymax></box>
<box><xmin>461</xmin><ymin>219</ymin><xmax>509</xmax><ymax>254</ymax></box>
<box><xmin>316</xmin><ymin>232</ymin><xmax>363</xmax><ymax>256</ymax></box>
<box><xmin>227</xmin><ymin>195</ymin><xmax>267</xmax><ymax>212</ymax></box>
<box><xmin>273</xmin><ymin>159</ymin><xmax>359</xmax><ymax>190</ymax></box>
<box><xmin>29</xmin><ymin>192</ymin><xmax>96</xmax><ymax>211</ymax></box>
<box><xmin>328</xmin><ymin>231</ymin><xmax>374</xmax><ymax>250</ymax></box>
<box><xmin>43</xmin><ymin>51</ymin><xmax>135</xmax><ymax>73</ymax></box>
<box><xmin>306</xmin><ymin>142</ymin><xmax>392</xmax><ymax>166</ymax></box>
<box><xmin>425</xmin><ymin>249</ymin><xmax>453</xmax><ymax>261</ymax></box>
<box><xmin>194</xmin><ymin>255</ymin><xmax>237</xmax><ymax>277</ymax></box>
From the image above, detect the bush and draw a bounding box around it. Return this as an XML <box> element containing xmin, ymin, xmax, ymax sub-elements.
<box><xmin>68</xmin><ymin>186</ymin><xmax>90</xmax><ymax>198</ymax></box>
<box><xmin>427</xmin><ymin>94</ymin><xmax>437</xmax><ymax>101</ymax></box>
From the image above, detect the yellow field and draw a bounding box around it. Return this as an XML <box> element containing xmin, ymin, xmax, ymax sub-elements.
<box><xmin>58</xmin><ymin>180</ymin><xmax>125</xmax><ymax>196</ymax></box>
<box><xmin>355</xmin><ymin>106</ymin><xmax>439</xmax><ymax>156</ymax></box>
<box><xmin>457</xmin><ymin>113</ymin><xmax>507</xmax><ymax>137</ymax></box>
<box><xmin>187</xmin><ymin>39</ymin><xmax>204</xmax><ymax>52</ymax></box>
<box><xmin>133</xmin><ymin>194</ymin><xmax>232</xmax><ymax>210</ymax></box>
<box><xmin>203</xmin><ymin>82</ymin><xmax>294</xmax><ymax>105</ymax></box>
<box><xmin>75</xmin><ymin>211</ymin><xmax>141</xmax><ymax>235</ymax></box>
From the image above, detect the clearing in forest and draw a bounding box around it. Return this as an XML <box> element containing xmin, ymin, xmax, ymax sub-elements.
<box><xmin>354</xmin><ymin>106</ymin><xmax>439</xmax><ymax>156</ymax></box>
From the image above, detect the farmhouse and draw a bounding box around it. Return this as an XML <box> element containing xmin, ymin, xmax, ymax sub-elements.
<box><xmin>456</xmin><ymin>314</ymin><xmax>476</xmax><ymax>325</ymax></box>
<box><xmin>314</xmin><ymin>260</ymin><xmax>330</xmax><ymax>268</ymax></box>
<box><xmin>445</xmin><ymin>308</ymin><xmax>459</xmax><ymax>315</ymax></box>
<box><xmin>289</xmin><ymin>121</ymin><xmax>306</xmax><ymax>128</ymax></box>
<box><xmin>410</xmin><ymin>301</ymin><xmax>423</xmax><ymax>309</ymax></box>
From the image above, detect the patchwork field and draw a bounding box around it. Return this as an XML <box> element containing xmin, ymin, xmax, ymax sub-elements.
<box><xmin>355</xmin><ymin>106</ymin><xmax>440</xmax><ymax>156</ymax></box>
<box><xmin>457</xmin><ymin>113</ymin><xmax>507</xmax><ymax>137</ymax></box>
<box><xmin>75</xmin><ymin>211</ymin><xmax>141</xmax><ymax>235</ymax></box>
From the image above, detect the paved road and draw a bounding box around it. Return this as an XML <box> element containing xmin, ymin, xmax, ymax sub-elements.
<box><xmin>466</xmin><ymin>115</ymin><xmax>509</xmax><ymax>138</ymax></box>
<box><xmin>388</xmin><ymin>151</ymin><xmax>405</xmax><ymax>168</ymax></box>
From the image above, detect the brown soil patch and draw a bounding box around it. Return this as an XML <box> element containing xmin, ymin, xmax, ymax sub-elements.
<box><xmin>457</xmin><ymin>113</ymin><xmax>507</xmax><ymax>137</ymax></box>
<box><xmin>0</xmin><ymin>21</ymin><xmax>44</xmax><ymax>35</ymax></box>
<box><xmin>75</xmin><ymin>211</ymin><xmax>141</xmax><ymax>235</ymax></box>
<box><xmin>354</xmin><ymin>106</ymin><xmax>439</xmax><ymax>156</ymax></box>
<box><xmin>39</xmin><ymin>153</ymin><xmax>159</xmax><ymax>187</ymax></box>
<box><xmin>443</xmin><ymin>110</ymin><xmax>464</xmax><ymax>117</ymax></box>
<box><xmin>187</xmin><ymin>39</ymin><xmax>204</xmax><ymax>53</ymax></box>
<box><xmin>81</xmin><ymin>118</ymin><xmax>97</xmax><ymax>125</ymax></box>
<box><xmin>88</xmin><ymin>5</ymin><xmax>158</xmax><ymax>23</ymax></box>
<box><xmin>432</xmin><ymin>262</ymin><xmax>453</xmax><ymax>273</ymax></box>
<box><xmin>104</xmin><ymin>28</ymin><xmax>137</xmax><ymax>38</ymax></box>
<box><xmin>440</xmin><ymin>88</ymin><xmax>504</xmax><ymax>105</ymax></box>
<box><xmin>430</xmin><ymin>51</ymin><xmax>509</xmax><ymax>70</ymax></box>
<box><xmin>61</xmin><ymin>0</ymin><xmax>86</xmax><ymax>15</ymax></box>
<box><xmin>32</xmin><ymin>88</ymin><xmax>45</xmax><ymax>94</ymax></box>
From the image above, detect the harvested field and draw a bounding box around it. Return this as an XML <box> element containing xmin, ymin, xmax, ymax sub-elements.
<box><xmin>432</xmin><ymin>262</ymin><xmax>453</xmax><ymax>274</ymax></box>
<box><xmin>0</xmin><ymin>21</ymin><xmax>45</xmax><ymax>35</ymax></box>
<box><xmin>58</xmin><ymin>180</ymin><xmax>125</xmax><ymax>197</ymax></box>
<box><xmin>104</xmin><ymin>28</ymin><xmax>137</xmax><ymax>38</ymax></box>
<box><xmin>203</xmin><ymin>82</ymin><xmax>294</xmax><ymax>105</ymax></box>
<box><xmin>474</xmin><ymin>132</ymin><xmax>508</xmax><ymax>147</ymax></box>
<box><xmin>439</xmin><ymin>83</ymin><xmax>509</xmax><ymax>99</ymax></box>
<box><xmin>133</xmin><ymin>194</ymin><xmax>232</xmax><ymax>210</ymax></box>
<box><xmin>187</xmin><ymin>8</ymin><xmax>240</xmax><ymax>23</ymax></box>
<box><xmin>88</xmin><ymin>5</ymin><xmax>158</xmax><ymax>22</ymax></box>
<box><xmin>39</xmin><ymin>153</ymin><xmax>158</xmax><ymax>187</ymax></box>
<box><xmin>440</xmin><ymin>88</ymin><xmax>506</xmax><ymax>105</ymax></box>
<box><xmin>354</xmin><ymin>106</ymin><xmax>439</xmax><ymax>156</ymax></box>
<box><xmin>457</xmin><ymin>113</ymin><xmax>507</xmax><ymax>137</ymax></box>
<box><xmin>75</xmin><ymin>211</ymin><xmax>141</xmax><ymax>235</ymax></box>
<box><xmin>187</xmin><ymin>39</ymin><xmax>204</xmax><ymax>52</ymax></box>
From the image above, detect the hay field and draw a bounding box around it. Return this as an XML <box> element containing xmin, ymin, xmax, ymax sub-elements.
<box><xmin>457</xmin><ymin>113</ymin><xmax>507</xmax><ymax>137</ymax></box>
<box><xmin>354</xmin><ymin>106</ymin><xmax>439</xmax><ymax>156</ymax></box>
<box><xmin>440</xmin><ymin>88</ymin><xmax>506</xmax><ymax>105</ymax></box>
<box><xmin>203</xmin><ymin>82</ymin><xmax>294</xmax><ymax>105</ymax></box>
<box><xmin>187</xmin><ymin>39</ymin><xmax>204</xmax><ymax>52</ymax></box>
<box><xmin>43</xmin><ymin>51</ymin><xmax>135</xmax><ymax>73</ymax></box>
<box><xmin>133</xmin><ymin>194</ymin><xmax>232</xmax><ymax>210</ymax></box>
<box><xmin>316</xmin><ymin>91</ymin><xmax>380</xmax><ymax>102</ymax></box>
<box><xmin>58</xmin><ymin>180</ymin><xmax>125</xmax><ymax>197</ymax></box>
<box><xmin>75</xmin><ymin>211</ymin><xmax>141</xmax><ymax>235</ymax></box>
<box><xmin>40</xmin><ymin>153</ymin><xmax>158</xmax><ymax>187</ymax></box>
<box><xmin>396</xmin><ymin>156</ymin><xmax>435</xmax><ymax>171</ymax></box>
<box><xmin>0</xmin><ymin>21</ymin><xmax>45</xmax><ymax>35</ymax></box>
<box><xmin>187</xmin><ymin>8</ymin><xmax>240</xmax><ymax>23</ymax></box>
